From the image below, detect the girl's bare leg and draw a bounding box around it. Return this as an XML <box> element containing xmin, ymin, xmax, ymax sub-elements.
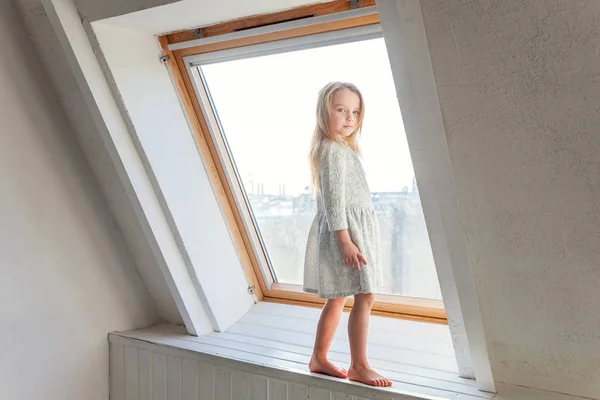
<box><xmin>348</xmin><ymin>293</ymin><xmax>392</xmax><ymax>387</ymax></box>
<box><xmin>309</xmin><ymin>297</ymin><xmax>348</xmax><ymax>379</ymax></box>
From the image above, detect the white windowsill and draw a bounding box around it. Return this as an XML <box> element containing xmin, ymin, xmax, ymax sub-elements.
<box><xmin>109</xmin><ymin>302</ymin><xmax>583</xmax><ymax>400</ymax></box>
<box><xmin>111</xmin><ymin>302</ymin><xmax>480</xmax><ymax>399</ymax></box>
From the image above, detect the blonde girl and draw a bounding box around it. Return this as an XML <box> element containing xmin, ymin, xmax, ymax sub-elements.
<box><xmin>303</xmin><ymin>82</ymin><xmax>391</xmax><ymax>387</ymax></box>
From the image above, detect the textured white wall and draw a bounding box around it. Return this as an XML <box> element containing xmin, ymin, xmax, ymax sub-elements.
<box><xmin>0</xmin><ymin>1</ymin><xmax>157</xmax><ymax>399</ymax></box>
<box><xmin>420</xmin><ymin>0</ymin><xmax>600</xmax><ymax>397</ymax></box>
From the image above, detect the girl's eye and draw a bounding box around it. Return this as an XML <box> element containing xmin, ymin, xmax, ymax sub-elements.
<box><xmin>353</xmin><ymin>111</ymin><xmax>360</xmax><ymax>115</ymax></box>
<box><xmin>337</xmin><ymin>108</ymin><xmax>346</xmax><ymax>113</ymax></box>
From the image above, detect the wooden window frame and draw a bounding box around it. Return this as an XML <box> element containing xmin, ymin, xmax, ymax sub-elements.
<box><xmin>158</xmin><ymin>0</ymin><xmax>447</xmax><ymax>324</ymax></box>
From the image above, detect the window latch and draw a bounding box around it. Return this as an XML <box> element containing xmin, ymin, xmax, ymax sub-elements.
<box><xmin>248</xmin><ymin>285</ymin><xmax>256</xmax><ymax>294</ymax></box>
<box><xmin>193</xmin><ymin>28</ymin><xmax>204</xmax><ymax>39</ymax></box>
<box><xmin>350</xmin><ymin>0</ymin><xmax>360</xmax><ymax>9</ymax></box>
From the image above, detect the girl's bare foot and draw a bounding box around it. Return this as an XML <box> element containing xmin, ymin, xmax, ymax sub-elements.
<box><xmin>348</xmin><ymin>364</ymin><xmax>392</xmax><ymax>387</ymax></box>
<box><xmin>308</xmin><ymin>357</ymin><xmax>348</xmax><ymax>379</ymax></box>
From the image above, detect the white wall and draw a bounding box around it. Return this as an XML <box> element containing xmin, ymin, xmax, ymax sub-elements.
<box><xmin>0</xmin><ymin>1</ymin><xmax>157</xmax><ymax>399</ymax></box>
<box><xmin>419</xmin><ymin>0</ymin><xmax>600</xmax><ymax>397</ymax></box>
<box><xmin>38</xmin><ymin>0</ymin><xmax>215</xmax><ymax>335</ymax></box>
<box><xmin>74</xmin><ymin>0</ymin><xmax>182</xmax><ymax>23</ymax></box>
<box><xmin>15</xmin><ymin>0</ymin><xmax>184</xmax><ymax>324</ymax></box>
<box><xmin>91</xmin><ymin>22</ymin><xmax>254</xmax><ymax>331</ymax></box>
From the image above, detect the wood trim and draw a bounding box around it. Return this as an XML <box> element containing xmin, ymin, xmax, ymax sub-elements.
<box><xmin>159</xmin><ymin>36</ymin><xmax>265</xmax><ymax>301</ymax></box>
<box><xmin>174</xmin><ymin>13</ymin><xmax>380</xmax><ymax>58</ymax></box>
<box><xmin>166</xmin><ymin>0</ymin><xmax>376</xmax><ymax>45</ymax></box>
<box><xmin>159</xmin><ymin>6</ymin><xmax>448</xmax><ymax>325</ymax></box>
<box><xmin>263</xmin><ymin>297</ymin><xmax>447</xmax><ymax>325</ymax></box>
<box><xmin>268</xmin><ymin>283</ymin><xmax>446</xmax><ymax>321</ymax></box>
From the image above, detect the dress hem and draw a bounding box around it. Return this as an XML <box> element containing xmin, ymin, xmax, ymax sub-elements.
<box><xmin>303</xmin><ymin>287</ymin><xmax>375</xmax><ymax>299</ymax></box>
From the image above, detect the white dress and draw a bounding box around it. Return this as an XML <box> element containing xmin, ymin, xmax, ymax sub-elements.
<box><xmin>303</xmin><ymin>140</ymin><xmax>383</xmax><ymax>298</ymax></box>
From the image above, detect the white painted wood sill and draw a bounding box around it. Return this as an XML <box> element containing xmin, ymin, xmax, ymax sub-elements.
<box><xmin>109</xmin><ymin>302</ymin><xmax>584</xmax><ymax>400</ymax></box>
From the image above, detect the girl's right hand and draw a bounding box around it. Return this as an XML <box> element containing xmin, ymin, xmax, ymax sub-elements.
<box><xmin>339</xmin><ymin>240</ymin><xmax>368</xmax><ymax>271</ymax></box>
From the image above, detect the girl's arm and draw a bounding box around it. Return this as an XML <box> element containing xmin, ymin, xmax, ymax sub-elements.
<box><xmin>320</xmin><ymin>144</ymin><xmax>347</xmax><ymax>231</ymax></box>
<box><xmin>335</xmin><ymin>229</ymin><xmax>352</xmax><ymax>245</ymax></box>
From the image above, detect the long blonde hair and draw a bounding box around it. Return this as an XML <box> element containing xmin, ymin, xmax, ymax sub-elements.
<box><xmin>308</xmin><ymin>82</ymin><xmax>365</xmax><ymax>191</ymax></box>
<box><xmin>308</xmin><ymin>82</ymin><xmax>365</xmax><ymax>192</ymax></box>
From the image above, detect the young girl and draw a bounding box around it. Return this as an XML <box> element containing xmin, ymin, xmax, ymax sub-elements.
<box><xmin>303</xmin><ymin>82</ymin><xmax>392</xmax><ymax>387</ymax></box>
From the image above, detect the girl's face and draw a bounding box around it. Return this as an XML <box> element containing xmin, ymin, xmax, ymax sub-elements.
<box><xmin>330</xmin><ymin>89</ymin><xmax>361</xmax><ymax>140</ymax></box>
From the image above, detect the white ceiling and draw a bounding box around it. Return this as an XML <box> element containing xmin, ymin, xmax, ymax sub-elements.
<box><xmin>98</xmin><ymin>0</ymin><xmax>327</xmax><ymax>35</ymax></box>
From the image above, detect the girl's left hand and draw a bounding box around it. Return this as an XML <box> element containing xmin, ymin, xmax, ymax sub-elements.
<box><xmin>339</xmin><ymin>239</ymin><xmax>368</xmax><ymax>271</ymax></box>
<box><xmin>335</xmin><ymin>229</ymin><xmax>368</xmax><ymax>270</ymax></box>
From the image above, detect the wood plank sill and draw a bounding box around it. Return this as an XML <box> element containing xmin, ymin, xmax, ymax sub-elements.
<box><xmin>109</xmin><ymin>302</ymin><xmax>489</xmax><ymax>400</ymax></box>
<box><xmin>108</xmin><ymin>302</ymin><xmax>589</xmax><ymax>400</ymax></box>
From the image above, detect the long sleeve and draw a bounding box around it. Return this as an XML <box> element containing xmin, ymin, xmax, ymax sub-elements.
<box><xmin>320</xmin><ymin>144</ymin><xmax>348</xmax><ymax>231</ymax></box>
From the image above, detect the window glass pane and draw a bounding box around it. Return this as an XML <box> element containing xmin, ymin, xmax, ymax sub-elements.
<box><xmin>199</xmin><ymin>37</ymin><xmax>441</xmax><ymax>300</ymax></box>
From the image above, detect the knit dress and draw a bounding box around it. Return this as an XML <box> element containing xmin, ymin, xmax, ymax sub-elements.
<box><xmin>303</xmin><ymin>140</ymin><xmax>383</xmax><ymax>298</ymax></box>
